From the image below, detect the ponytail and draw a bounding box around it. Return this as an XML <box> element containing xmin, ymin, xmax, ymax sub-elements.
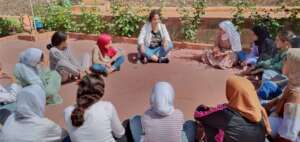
<box><xmin>71</xmin><ymin>74</ymin><xmax>105</xmax><ymax>127</ymax></box>
<box><xmin>46</xmin><ymin>43</ymin><xmax>54</xmax><ymax>50</ymax></box>
<box><xmin>47</xmin><ymin>31</ymin><xmax>67</xmax><ymax>50</ymax></box>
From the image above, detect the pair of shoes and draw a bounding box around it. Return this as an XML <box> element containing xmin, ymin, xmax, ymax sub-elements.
<box><xmin>137</xmin><ymin>55</ymin><xmax>148</xmax><ymax>64</ymax></box>
<box><xmin>158</xmin><ymin>57</ymin><xmax>170</xmax><ymax>64</ymax></box>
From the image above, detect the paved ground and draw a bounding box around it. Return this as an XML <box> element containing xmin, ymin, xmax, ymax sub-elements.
<box><xmin>0</xmin><ymin>36</ymin><xmax>237</xmax><ymax>128</ymax></box>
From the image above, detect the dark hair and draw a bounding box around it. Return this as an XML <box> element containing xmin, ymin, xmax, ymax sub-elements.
<box><xmin>47</xmin><ymin>31</ymin><xmax>67</xmax><ymax>50</ymax></box>
<box><xmin>148</xmin><ymin>9</ymin><xmax>161</xmax><ymax>22</ymax></box>
<box><xmin>252</xmin><ymin>25</ymin><xmax>270</xmax><ymax>46</ymax></box>
<box><xmin>291</xmin><ymin>37</ymin><xmax>300</xmax><ymax>48</ymax></box>
<box><xmin>277</xmin><ymin>30</ymin><xmax>295</xmax><ymax>43</ymax></box>
<box><xmin>71</xmin><ymin>74</ymin><xmax>105</xmax><ymax>127</ymax></box>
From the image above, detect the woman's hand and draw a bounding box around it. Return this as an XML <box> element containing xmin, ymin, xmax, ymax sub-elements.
<box><xmin>105</xmin><ymin>63</ymin><xmax>112</xmax><ymax>69</ymax></box>
<box><xmin>240</xmin><ymin>61</ymin><xmax>247</xmax><ymax>67</ymax></box>
<box><xmin>163</xmin><ymin>39</ymin><xmax>168</xmax><ymax>49</ymax></box>
<box><xmin>263</xmin><ymin>96</ymin><xmax>280</xmax><ymax>113</ymax></box>
<box><xmin>139</xmin><ymin>44</ymin><xmax>146</xmax><ymax>54</ymax></box>
<box><xmin>212</xmin><ymin>47</ymin><xmax>220</xmax><ymax>54</ymax></box>
<box><xmin>214</xmin><ymin>52</ymin><xmax>227</xmax><ymax>59</ymax></box>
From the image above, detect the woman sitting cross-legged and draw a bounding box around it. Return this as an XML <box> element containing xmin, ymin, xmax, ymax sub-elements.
<box><xmin>47</xmin><ymin>31</ymin><xmax>91</xmax><ymax>83</ymax></box>
<box><xmin>137</xmin><ymin>9</ymin><xmax>173</xmax><ymax>64</ymax></box>
<box><xmin>194</xmin><ymin>76</ymin><xmax>271</xmax><ymax>142</ymax></box>
<box><xmin>64</xmin><ymin>74</ymin><xmax>125</xmax><ymax>142</ymax></box>
<box><xmin>91</xmin><ymin>34</ymin><xmax>125</xmax><ymax>76</ymax></box>
<box><xmin>264</xmin><ymin>48</ymin><xmax>300</xmax><ymax>142</ymax></box>
<box><xmin>129</xmin><ymin>82</ymin><xmax>197</xmax><ymax>142</ymax></box>
<box><xmin>201</xmin><ymin>20</ymin><xmax>242</xmax><ymax>69</ymax></box>
<box><xmin>0</xmin><ymin>84</ymin><xmax>67</xmax><ymax>142</ymax></box>
<box><xmin>244</xmin><ymin>31</ymin><xmax>296</xmax><ymax>79</ymax></box>
<box><xmin>13</xmin><ymin>48</ymin><xmax>62</xmax><ymax>105</ymax></box>
<box><xmin>240</xmin><ymin>25</ymin><xmax>276</xmax><ymax>70</ymax></box>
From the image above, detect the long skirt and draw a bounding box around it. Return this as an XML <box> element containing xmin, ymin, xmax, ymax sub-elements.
<box><xmin>40</xmin><ymin>69</ymin><xmax>63</xmax><ymax>105</ymax></box>
<box><xmin>201</xmin><ymin>50</ymin><xmax>238</xmax><ymax>69</ymax></box>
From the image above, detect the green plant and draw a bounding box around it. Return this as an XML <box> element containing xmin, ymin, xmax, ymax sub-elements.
<box><xmin>177</xmin><ymin>0</ymin><xmax>206</xmax><ymax>41</ymax></box>
<box><xmin>0</xmin><ymin>18</ymin><xmax>12</xmax><ymax>37</ymax></box>
<box><xmin>34</xmin><ymin>2</ymin><xmax>77</xmax><ymax>32</ymax></box>
<box><xmin>110</xmin><ymin>0</ymin><xmax>147</xmax><ymax>37</ymax></box>
<box><xmin>231</xmin><ymin>0</ymin><xmax>254</xmax><ymax>31</ymax></box>
<box><xmin>250</xmin><ymin>9</ymin><xmax>283</xmax><ymax>39</ymax></box>
<box><xmin>7</xmin><ymin>18</ymin><xmax>23</xmax><ymax>33</ymax></box>
<box><xmin>77</xmin><ymin>7</ymin><xmax>105</xmax><ymax>34</ymax></box>
<box><xmin>279</xmin><ymin>5</ymin><xmax>300</xmax><ymax>33</ymax></box>
<box><xmin>0</xmin><ymin>18</ymin><xmax>23</xmax><ymax>37</ymax></box>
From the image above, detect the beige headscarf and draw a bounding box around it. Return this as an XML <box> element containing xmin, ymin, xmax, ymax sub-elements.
<box><xmin>285</xmin><ymin>48</ymin><xmax>300</xmax><ymax>92</ymax></box>
<box><xmin>276</xmin><ymin>48</ymin><xmax>300</xmax><ymax>116</ymax></box>
<box><xmin>226</xmin><ymin>75</ymin><xmax>272</xmax><ymax>134</ymax></box>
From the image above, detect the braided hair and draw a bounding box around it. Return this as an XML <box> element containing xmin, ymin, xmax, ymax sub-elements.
<box><xmin>71</xmin><ymin>74</ymin><xmax>105</xmax><ymax>127</ymax></box>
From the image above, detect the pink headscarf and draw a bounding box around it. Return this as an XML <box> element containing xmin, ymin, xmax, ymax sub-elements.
<box><xmin>97</xmin><ymin>34</ymin><xmax>117</xmax><ymax>58</ymax></box>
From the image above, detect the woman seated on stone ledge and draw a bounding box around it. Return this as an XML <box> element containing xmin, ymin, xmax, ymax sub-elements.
<box><xmin>201</xmin><ymin>20</ymin><xmax>242</xmax><ymax>69</ymax></box>
<box><xmin>137</xmin><ymin>9</ymin><xmax>173</xmax><ymax>64</ymax></box>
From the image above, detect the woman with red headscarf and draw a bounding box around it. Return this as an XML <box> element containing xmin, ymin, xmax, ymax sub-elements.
<box><xmin>91</xmin><ymin>34</ymin><xmax>125</xmax><ymax>76</ymax></box>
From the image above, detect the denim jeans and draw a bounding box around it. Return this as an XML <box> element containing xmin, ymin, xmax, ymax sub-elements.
<box><xmin>138</xmin><ymin>42</ymin><xmax>173</xmax><ymax>60</ymax></box>
<box><xmin>129</xmin><ymin>115</ymin><xmax>197</xmax><ymax>142</ymax></box>
<box><xmin>91</xmin><ymin>55</ymin><xmax>125</xmax><ymax>74</ymax></box>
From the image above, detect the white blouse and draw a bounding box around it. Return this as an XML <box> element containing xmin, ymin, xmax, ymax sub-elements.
<box><xmin>0</xmin><ymin>114</ymin><xmax>66</xmax><ymax>142</ymax></box>
<box><xmin>64</xmin><ymin>101</ymin><xmax>125</xmax><ymax>142</ymax></box>
<box><xmin>138</xmin><ymin>22</ymin><xmax>171</xmax><ymax>48</ymax></box>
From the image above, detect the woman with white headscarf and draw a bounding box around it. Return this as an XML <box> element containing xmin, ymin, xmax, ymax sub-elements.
<box><xmin>129</xmin><ymin>82</ymin><xmax>197</xmax><ymax>142</ymax></box>
<box><xmin>0</xmin><ymin>84</ymin><xmax>66</xmax><ymax>142</ymax></box>
<box><xmin>201</xmin><ymin>20</ymin><xmax>242</xmax><ymax>69</ymax></box>
<box><xmin>13</xmin><ymin>48</ymin><xmax>62</xmax><ymax>105</ymax></box>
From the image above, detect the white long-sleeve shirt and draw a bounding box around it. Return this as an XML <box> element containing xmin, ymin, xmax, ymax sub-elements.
<box><xmin>64</xmin><ymin>101</ymin><xmax>125</xmax><ymax>142</ymax></box>
<box><xmin>138</xmin><ymin>22</ymin><xmax>171</xmax><ymax>48</ymax></box>
<box><xmin>0</xmin><ymin>114</ymin><xmax>66</xmax><ymax>142</ymax></box>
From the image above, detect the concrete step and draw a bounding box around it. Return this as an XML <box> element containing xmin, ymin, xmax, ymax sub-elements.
<box><xmin>81</xmin><ymin>0</ymin><xmax>109</xmax><ymax>5</ymax></box>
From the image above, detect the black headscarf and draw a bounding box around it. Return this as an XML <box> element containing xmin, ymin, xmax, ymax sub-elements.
<box><xmin>252</xmin><ymin>26</ymin><xmax>270</xmax><ymax>47</ymax></box>
<box><xmin>291</xmin><ymin>36</ymin><xmax>300</xmax><ymax>48</ymax></box>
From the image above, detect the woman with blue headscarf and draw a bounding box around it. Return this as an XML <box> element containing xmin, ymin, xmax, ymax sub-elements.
<box><xmin>0</xmin><ymin>85</ymin><xmax>66</xmax><ymax>142</ymax></box>
<box><xmin>13</xmin><ymin>48</ymin><xmax>62</xmax><ymax>105</ymax></box>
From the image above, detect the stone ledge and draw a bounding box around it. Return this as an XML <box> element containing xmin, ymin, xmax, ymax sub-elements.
<box><xmin>1</xmin><ymin>32</ymin><xmax>213</xmax><ymax>49</ymax></box>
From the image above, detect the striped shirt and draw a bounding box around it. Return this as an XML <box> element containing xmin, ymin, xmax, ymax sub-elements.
<box><xmin>141</xmin><ymin>109</ymin><xmax>184</xmax><ymax>142</ymax></box>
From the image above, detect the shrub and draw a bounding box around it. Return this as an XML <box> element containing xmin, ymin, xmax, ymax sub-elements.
<box><xmin>177</xmin><ymin>0</ymin><xmax>206</xmax><ymax>42</ymax></box>
<box><xmin>0</xmin><ymin>18</ymin><xmax>12</xmax><ymax>37</ymax></box>
<box><xmin>231</xmin><ymin>0</ymin><xmax>255</xmax><ymax>31</ymax></box>
<box><xmin>0</xmin><ymin>18</ymin><xmax>23</xmax><ymax>37</ymax></box>
<box><xmin>109</xmin><ymin>0</ymin><xmax>147</xmax><ymax>37</ymax></box>
<box><xmin>250</xmin><ymin>10</ymin><xmax>283</xmax><ymax>39</ymax></box>
<box><xmin>279</xmin><ymin>5</ymin><xmax>300</xmax><ymax>33</ymax></box>
<box><xmin>77</xmin><ymin>7</ymin><xmax>106</xmax><ymax>34</ymax></box>
<box><xmin>34</xmin><ymin>2</ymin><xmax>77</xmax><ymax>32</ymax></box>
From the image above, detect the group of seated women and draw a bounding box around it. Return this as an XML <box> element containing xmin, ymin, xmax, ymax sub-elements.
<box><xmin>1</xmin><ymin>68</ymin><xmax>299</xmax><ymax>142</ymax></box>
<box><xmin>200</xmin><ymin>19</ymin><xmax>300</xmax><ymax>142</ymax></box>
<box><xmin>0</xmin><ymin>9</ymin><xmax>300</xmax><ymax>142</ymax></box>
